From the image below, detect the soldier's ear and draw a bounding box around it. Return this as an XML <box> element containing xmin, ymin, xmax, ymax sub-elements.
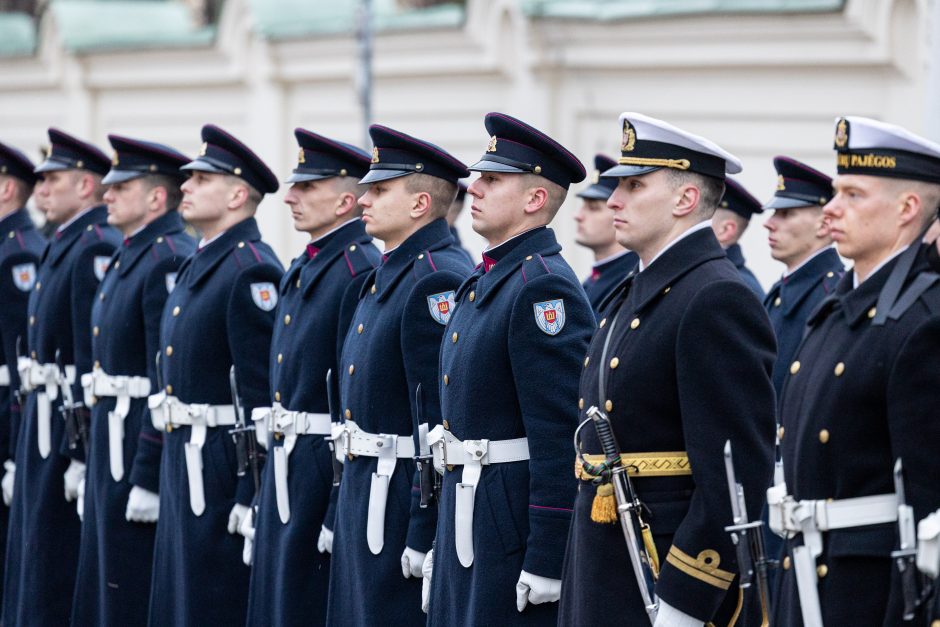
<box><xmin>523</xmin><ymin>186</ymin><xmax>548</xmax><ymax>215</ymax></box>
<box><xmin>149</xmin><ymin>185</ymin><xmax>168</xmax><ymax>212</ymax></box>
<box><xmin>0</xmin><ymin>177</ymin><xmax>15</xmax><ymax>203</ymax></box>
<box><xmin>335</xmin><ymin>192</ymin><xmax>356</xmax><ymax>217</ymax></box>
<box><xmin>410</xmin><ymin>190</ymin><xmax>432</xmax><ymax>219</ymax></box>
<box><xmin>673</xmin><ymin>184</ymin><xmax>700</xmax><ymax>218</ymax></box>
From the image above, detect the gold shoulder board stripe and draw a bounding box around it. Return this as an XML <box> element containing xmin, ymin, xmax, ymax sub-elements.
<box><xmin>574</xmin><ymin>452</ymin><xmax>691</xmax><ymax>480</ymax></box>
<box><xmin>666</xmin><ymin>546</ymin><xmax>734</xmax><ymax>591</ymax></box>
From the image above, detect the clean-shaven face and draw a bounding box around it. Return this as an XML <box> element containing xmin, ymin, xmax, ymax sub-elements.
<box><xmin>35</xmin><ymin>170</ymin><xmax>84</xmax><ymax>224</ymax></box>
<box><xmin>574</xmin><ymin>197</ymin><xmax>617</xmax><ymax>251</ymax></box>
<box><xmin>824</xmin><ymin>174</ymin><xmax>901</xmax><ymax>268</ymax></box>
<box><xmin>179</xmin><ymin>171</ymin><xmax>232</xmax><ymax>229</ymax></box>
<box><xmin>467</xmin><ymin>171</ymin><xmax>526</xmax><ymax>244</ymax></box>
<box><xmin>358</xmin><ymin>175</ymin><xmax>416</xmax><ymax>246</ymax></box>
<box><xmin>764</xmin><ymin>205</ymin><xmax>827</xmax><ymax>268</ymax></box>
<box><xmin>284</xmin><ymin>178</ymin><xmax>344</xmax><ymax>235</ymax></box>
<box><xmin>607</xmin><ymin>168</ymin><xmax>677</xmax><ymax>257</ymax></box>
<box><xmin>104</xmin><ymin>177</ymin><xmax>151</xmax><ymax>233</ymax></box>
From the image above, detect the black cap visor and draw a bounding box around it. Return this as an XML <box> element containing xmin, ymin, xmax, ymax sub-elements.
<box><xmin>601</xmin><ymin>164</ymin><xmax>662</xmax><ymax>178</ymax></box>
<box><xmin>577</xmin><ymin>184</ymin><xmax>614</xmax><ymax>200</ymax></box>
<box><xmin>358</xmin><ymin>168</ymin><xmax>413</xmax><ymax>185</ymax></box>
<box><xmin>765</xmin><ymin>195</ymin><xmax>825</xmax><ymax>210</ymax></box>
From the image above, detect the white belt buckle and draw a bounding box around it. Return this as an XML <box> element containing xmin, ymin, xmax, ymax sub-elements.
<box><xmin>463</xmin><ymin>438</ymin><xmax>488</xmax><ymax>465</ymax></box>
<box><xmin>188</xmin><ymin>403</ymin><xmax>210</xmax><ymax>426</ymax></box>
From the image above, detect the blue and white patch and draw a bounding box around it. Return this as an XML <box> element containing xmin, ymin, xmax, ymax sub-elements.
<box><xmin>165</xmin><ymin>272</ymin><xmax>178</xmax><ymax>294</ymax></box>
<box><xmin>251</xmin><ymin>282</ymin><xmax>278</xmax><ymax>311</ymax></box>
<box><xmin>427</xmin><ymin>291</ymin><xmax>456</xmax><ymax>325</ymax></box>
<box><xmin>93</xmin><ymin>256</ymin><xmax>111</xmax><ymax>281</ymax></box>
<box><xmin>533</xmin><ymin>299</ymin><xmax>566</xmax><ymax>335</ymax></box>
<box><xmin>11</xmin><ymin>263</ymin><xmax>36</xmax><ymax>292</ymax></box>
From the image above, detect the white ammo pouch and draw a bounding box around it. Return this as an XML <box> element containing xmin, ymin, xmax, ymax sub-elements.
<box><xmin>767</xmin><ymin>484</ymin><xmax>898</xmax><ymax>627</ymax></box>
<box><xmin>251</xmin><ymin>403</ymin><xmax>331</xmax><ymax>524</ymax></box>
<box><xmin>427</xmin><ymin>424</ymin><xmax>530</xmax><ymax>568</ymax></box>
<box><xmin>159</xmin><ymin>396</ymin><xmax>236</xmax><ymax>516</ymax></box>
<box><xmin>19</xmin><ymin>358</ymin><xmax>75</xmax><ymax>459</ymax></box>
<box><xmin>335</xmin><ymin>419</ymin><xmax>416</xmax><ymax>555</ymax></box>
<box><xmin>81</xmin><ymin>366</ymin><xmax>151</xmax><ymax>482</ymax></box>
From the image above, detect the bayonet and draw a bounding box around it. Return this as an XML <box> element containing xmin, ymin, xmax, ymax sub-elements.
<box><xmin>892</xmin><ymin>459</ymin><xmax>929</xmax><ymax>621</ymax></box>
<box><xmin>55</xmin><ymin>349</ymin><xmax>86</xmax><ymax>455</ymax></box>
<box><xmin>411</xmin><ymin>384</ymin><xmax>437</xmax><ymax>508</ymax></box>
<box><xmin>325</xmin><ymin>369</ymin><xmax>343</xmax><ymax>487</ymax></box>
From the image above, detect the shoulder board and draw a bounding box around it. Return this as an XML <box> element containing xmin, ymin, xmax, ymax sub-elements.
<box><xmin>887</xmin><ymin>272</ymin><xmax>940</xmax><ymax>321</ymax></box>
<box><xmin>231</xmin><ymin>239</ymin><xmax>267</xmax><ymax>267</ymax></box>
<box><xmin>520</xmin><ymin>254</ymin><xmax>553</xmax><ymax>284</ymax></box>
<box><xmin>342</xmin><ymin>241</ymin><xmax>377</xmax><ymax>278</ymax></box>
<box><xmin>79</xmin><ymin>223</ymin><xmax>107</xmax><ymax>244</ymax></box>
<box><xmin>149</xmin><ymin>233</ymin><xmax>186</xmax><ymax>260</ymax></box>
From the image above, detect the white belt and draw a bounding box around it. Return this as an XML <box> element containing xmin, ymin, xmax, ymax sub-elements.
<box><xmin>335</xmin><ymin>419</ymin><xmax>416</xmax><ymax>555</ymax></box>
<box><xmin>81</xmin><ymin>367</ymin><xmax>152</xmax><ymax>482</ymax></box>
<box><xmin>767</xmin><ymin>485</ymin><xmax>898</xmax><ymax>627</ymax></box>
<box><xmin>18</xmin><ymin>358</ymin><xmax>76</xmax><ymax>459</ymax></box>
<box><xmin>427</xmin><ymin>424</ymin><xmax>530</xmax><ymax>568</ymax></box>
<box><xmin>0</xmin><ymin>365</ymin><xmax>9</xmax><ymax>387</ymax></box>
<box><xmin>147</xmin><ymin>394</ymin><xmax>236</xmax><ymax>517</ymax></box>
<box><xmin>251</xmin><ymin>404</ymin><xmax>333</xmax><ymax>524</ymax></box>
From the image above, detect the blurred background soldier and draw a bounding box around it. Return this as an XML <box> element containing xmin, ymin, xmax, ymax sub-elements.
<box><xmin>71</xmin><ymin>135</ymin><xmax>194</xmax><ymax>626</ymax></box>
<box><xmin>147</xmin><ymin>124</ymin><xmax>283</xmax><ymax>626</ymax></box>
<box><xmin>574</xmin><ymin>153</ymin><xmax>637</xmax><ymax>318</ymax></box>
<box><xmin>328</xmin><ymin>124</ymin><xmax>472</xmax><ymax>625</ymax></box>
<box><xmin>245</xmin><ymin>129</ymin><xmax>379</xmax><ymax>626</ymax></box>
<box><xmin>4</xmin><ymin>128</ymin><xmax>120</xmax><ymax>626</ymax></box>
<box><xmin>0</xmin><ymin>140</ymin><xmax>43</xmax><ymax>610</ymax></box>
<box><xmin>712</xmin><ymin>178</ymin><xmax>766</xmax><ymax>298</ymax></box>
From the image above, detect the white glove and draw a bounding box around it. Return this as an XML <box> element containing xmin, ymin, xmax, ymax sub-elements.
<box><xmin>421</xmin><ymin>548</ymin><xmax>434</xmax><ymax>614</ymax></box>
<box><xmin>515</xmin><ymin>570</ymin><xmax>561</xmax><ymax>612</ymax></box>
<box><xmin>125</xmin><ymin>486</ymin><xmax>160</xmax><ymax>523</ymax></box>
<box><xmin>227</xmin><ymin>503</ymin><xmax>250</xmax><ymax>535</ymax></box>
<box><xmin>239</xmin><ymin>508</ymin><xmax>255</xmax><ymax>566</ymax></box>
<box><xmin>76</xmin><ymin>477</ymin><xmax>86</xmax><ymax>521</ymax></box>
<box><xmin>2</xmin><ymin>460</ymin><xmax>15</xmax><ymax>506</ymax></box>
<box><xmin>653</xmin><ymin>600</ymin><xmax>704</xmax><ymax>627</ymax></box>
<box><xmin>917</xmin><ymin>510</ymin><xmax>940</xmax><ymax>578</ymax></box>
<box><xmin>401</xmin><ymin>546</ymin><xmax>427</xmax><ymax>579</ymax></box>
<box><xmin>63</xmin><ymin>460</ymin><xmax>86</xmax><ymax>502</ymax></box>
<box><xmin>317</xmin><ymin>525</ymin><xmax>334</xmax><ymax>554</ymax></box>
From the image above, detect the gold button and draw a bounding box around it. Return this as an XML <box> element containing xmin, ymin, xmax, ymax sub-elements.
<box><xmin>783</xmin><ymin>556</ymin><xmax>791</xmax><ymax>570</ymax></box>
<box><xmin>7</xmin><ymin>231</ymin><xmax>12</xmax><ymax>238</ymax></box>
<box><xmin>442</xmin><ymin>419</ymin><xmax>450</xmax><ymax>430</ymax></box>
<box><xmin>819</xmin><ymin>429</ymin><xmax>830</xmax><ymax>444</ymax></box>
<box><xmin>630</xmin><ymin>318</ymin><xmax>640</xmax><ymax>330</ymax></box>
<box><xmin>452</xmin><ymin>332</ymin><xmax>458</xmax><ymax>343</ymax></box>
<box><xmin>371</xmin><ymin>285</ymin><xmax>377</xmax><ymax>294</ymax></box>
<box><xmin>525</xmin><ymin>255</ymin><xmax>533</xmax><ymax>261</ymax></box>
<box><xmin>30</xmin><ymin>316</ymin><xmax>36</xmax><ymax>326</ymax></box>
<box><xmin>774</xmin><ymin>297</ymin><xmax>782</xmax><ymax>307</ymax></box>
<box><xmin>868</xmin><ymin>307</ymin><xmax>877</xmax><ymax>319</ymax></box>
<box><xmin>238</xmin><ymin>242</ymin><xmax>245</xmax><ymax>248</ymax></box>
<box><xmin>275</xmin><ymin>391</ymin><xmax>281</xmax><ymax>402</ymax></box>
<box><xmin>86</xmin><ymin>225</ymin><xmax>93</xmax><ymax>231</ymax></box>
<box><xmin>469</xmin><ymin>291</ymin><xmax>475</xmax><ymax>302</ymax></box>
<box><xmin>157</xmin><ymin>237</ymin><xmax>164</xmax><ymax>244</ymax></box>
<box><xmin>605</xmin><ymin>400</ymin><xmax>613</xmax><ymax>412</ymax></box>
<box><xmin>100</xmin><ymin>293</ymin><xmax>105</xmax><ymax>301</ymax></box>
<box><xmin>284</xmin><ymin>314</ymin><xmax>291</xmax><ymax>325</ymax></box>
<box><xmin>166</xmin><ymin>384</ymin><xmax>173</xmax><ymax>394</ymax></box>
<box><xmin>172</xmin><ymin>306</ymin><xmax>180</xmax><ymax>316</ymax></box>
<box><xmin>834</xmin><ymin>362</ymin><xmax>845</xmax><ymax>376</ymax></box>
<box><xmin>345</xmin><ymin>409</ymin><xmax>351</xmax><ymax>419</ymax></box>
<box><xmin>277</xmin><ymin>353</ymin><xmax>283</xmax><ymax>364</ymax></box>
<box><xmin>350</xmin><ymin>245</ymin><xmax>357</xmax><ymax>252</ymax></box>
<box><xmin>790</xmin><ymin>361</ymin><xmax>800</xmax><ymax>375</ymax></box>
<box><xmin>826</xmin><ymin>271</ymin><xmax>834</xmax><ymax>278</ymax></box>
<box><xmin>578</xmin><ymin>398</ymin><xmax>584</xmax><ymax>409</ymax></box>
<box><xmin>165</xmin><ymin>346</ymin><xmax>173</xmax><ymax>356</ymax></box>
<box><xmin>778</xmin><ymin>426</ymin><xmax>785</xmax><ymax>441</ymax></box>
<box><xmin>357</xmin><ymin>323</ymin><xmax>364</xmax><ymax>334</ymax></box>
<box><xmin>348</xmin><ymin>364</ymin><xmax>355</xmax><ymax>375</ymax></box>
<box><xmin>92</xmin><ymin>325</ymin><xmax>98</xmax><ymax>335</ymax></box>
<box><xmin>35</xmin><ymin>282</ymin><xmax>41</xmax><ymax>291</ymax></box>
<box><xmin>444</xmin><ymin>374</ymin><xmax>449</xmax><ymax>385</ymax></box>
<box><xmin>817</xmin><ymin>564</ymin><xmax>828</xmax><ymax>578</ymax></box>
<box><xmin>295</xmin><ymin>278</ymin><xmax>301</xmax><ymax>289</ymax></box>
<box><xmin>610</xmin><ymin>357</ymin><xmax>620</xmax><ymax>369</ymax></box>
<box><xmin>663</xmin><ymin>287</ymin><xmax>671</xmax><ymax>295</ymax></box>
<box><xmin>584</xmin><ymin>356</ymin><xmax>590</xmax><ymax>367</ymax></box>
<box><xmin>418</xmin><ymin>254</ymin><xmax>424</xmax><ymax>260</ymax></box>
<box><xmin>599</xmin><ymin>318</ymin><xmax>607</xmax><ymax>328</ymax></box>
<box><xmin>114</xmin><ymin>260</ymin><xmax>120</xmax><ymax>269</ymax></box>
<box><xmin>931</xmin><ymin>620</ymin><xmax>940</xmax><ymax>627</ymax></box>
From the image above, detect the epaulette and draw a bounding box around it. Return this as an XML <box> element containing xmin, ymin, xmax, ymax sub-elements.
<box><xmin>231</xmin><ymin>239</ymin><xmax>265</xmax><ymax>267</ymax></box>
<box><xmin>149</xmin><ymin>233</ymin><xmax>183</xmax><ymax>260</ymax></box>
<box><xmin>519</xmin><ymin>254</ymin><xmax>553</xmax><ymax>284</ymax></box>
<box><xmin>79</xmin><ymin>223</ymin><xmax>107</xmax><ymax>244</ymax></box>
<box><xmin>342</xmin><ymin>241</ymin><xmax>377</xmax><ymax>278</ymax></box>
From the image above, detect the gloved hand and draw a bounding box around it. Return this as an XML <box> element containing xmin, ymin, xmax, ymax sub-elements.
<box><xmin>76</xmin><ymin>477</ymin><xmax>85</xmax><ymax>521</ymax></box>
<box><xmin>515</xmin><ymin>570</ymin><xmax>561</xmax><ymax>612</ymax></box>
<box><xmin>2</xmin><ymin>460</ymin><xmax>15</xmax><ymax>506</ymax></box>
<box><xmin>317</xmin><ymin>525</ymin><xmax>334</xmax><ymax>554</ymax></box>
<box><xmin>401</xmin><ymin>546</ymin><xmax>427</xmax><ymax>579</ymax></box>
<box><xmin>227</xmin><ymin>503</ymin><xmax>250</xmax><ymax>535</ymax></box>
<box><xmin>653</xmin><ymin>600</ymin><xmax>704</xmax><ymax>627</ymax></box>
<box><xmin>917</xmin><ymin>510</ymin><xmax>940</xmax><ymax>578</ymax></box>
<box><xmin>125</xmin><ymin>485</ymin><xmax>160</xmax><ymax>523</ymax></box>
<box><xmin>239</xmin><ymin>507</ymin><xmax>255</xmax><ymax>566</ymax></box>
<box><xmin>63</xmin><ymin>460</ymin><xmax>86</xmax><ymax>503</ymax></box>
<box><xmin>421</xmin><ymin>548</ymin><xmax>434</xmax><ymax>614</ymax></box>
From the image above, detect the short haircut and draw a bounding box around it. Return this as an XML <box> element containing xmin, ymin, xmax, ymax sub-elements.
<box><xmin>226</xmin><ymin>174</ymin><xmax>263</xmax><ymax>212</ymax></box>
<box><xmin>143</xmin><ymin>174</ymin><xmax>184</xmax><ymax>211</ymax></box>
<box><xmin>517</xmin><ymin>173</ymin><xmax>568</xmax><ymax>219</ymax></box>
<box><xmin>404</xmin><ymin>173</ymin><xmax>457</xmax><ymax>219</ymax></box>
<box><xmin>886</xmin><ymin>179</ymin><xmax>940</xmax><ymax>230</ymax></box>
<box><xmin>0</xmin><ymin>174</ymin><xmax>32</xmax><ymax>208</ymax></box>
<box><xmin>665</xmin><ymin>169</ymin><xmax>725</xmax><ymax>218</ymax></box>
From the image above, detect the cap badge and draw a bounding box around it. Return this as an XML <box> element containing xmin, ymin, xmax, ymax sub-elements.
<box><xmin>487</xmin><ymin>136</ymin><xmax>498</xmax><ymax>153</ymax></box>
<box><xmin>199</xmin><ymin>142</ymin><xmax>208</xmax><ymax>157</ymax></box>
<box><xmin>111</xmin><ymin>151</ymin><xmax>120</xmax><ymax>166</ymax></box>
<box><xmin>777</xmin><ymin>175</ymin><xmax>785</xmax><ymax>191</ymax></box>
<box><xmin>621</xmin><ymin>119</ymin><xmax>636</xmax><ymax>152</ymax></box>
<box><xmin>834</xmin><ymin>118</ymin><xmax>849</xmax><ymax>149</ymax></box>
<box><xmin>371</xmin><ymin>147</ymin><xmax>380</xmax><ymax>164</ymax></box>
<box><xmin>298</xmin><ymin>148</ymin><xmax>306</xmax><ymax>164</ymax></box>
